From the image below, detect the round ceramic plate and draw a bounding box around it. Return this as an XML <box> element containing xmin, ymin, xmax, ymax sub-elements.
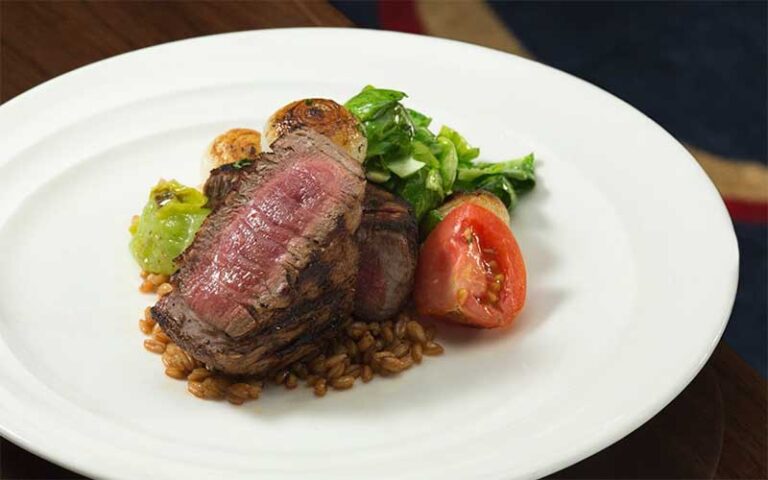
<box><xmin>0</xmin><ymin>29</ymin><xmax>738</xmax><ymax>480</ymax></box>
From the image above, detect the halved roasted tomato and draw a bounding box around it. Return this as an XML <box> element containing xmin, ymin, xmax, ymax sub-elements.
<box><xmin>414</xmin><ymin>203</ymin><xmax>526</xmax><ymax>328</ymax></box>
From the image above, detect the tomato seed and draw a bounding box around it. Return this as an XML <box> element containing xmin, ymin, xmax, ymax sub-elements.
<box><xmin>456</xmin><ymin>288</ymin><xmax>469</xmax><ymax>305</ymax></box>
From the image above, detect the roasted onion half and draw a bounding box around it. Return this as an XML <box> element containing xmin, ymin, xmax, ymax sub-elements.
<box><xmin>201</xmin><ymin>128</ymin><xmax>262</xmax><ymax>181</ymax></box>
<box><xmin>265</xmin><ymin>98</ymin><xmax>367</xmax><ymax>163</ymax></box>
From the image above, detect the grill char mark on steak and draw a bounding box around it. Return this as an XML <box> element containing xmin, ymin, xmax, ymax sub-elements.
<box><xmin>353</xmin><ymin>184</ymin><xmax>418</xmax><ymax>321</ymax></box>
<box><xmin>152</xmin><ymin>129</ymin><xmax>365</xmax><ymax>375</ymax></box>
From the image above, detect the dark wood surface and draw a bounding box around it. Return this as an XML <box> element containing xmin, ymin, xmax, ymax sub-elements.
<box><xmin>0</xmin><ymin>2</ymin><xmax>765</xmax><ymax>479</ymax></box>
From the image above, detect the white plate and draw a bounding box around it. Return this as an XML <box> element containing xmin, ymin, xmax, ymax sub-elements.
<box><xmin>0</xmin><ymin>29</ymin><xmax>738</xmax><ymax>480</ymax></box>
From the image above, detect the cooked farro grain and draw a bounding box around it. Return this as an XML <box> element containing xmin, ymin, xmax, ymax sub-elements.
<box><xmin>391</xmin><ymin>341</ymin><xmax>410</xmax><ymax>358</ymax></box>
<box><xmin>226</xmin><ymin>393</ymin><xmax>246</xmax><ymax>405</ymax></box>
<box><xmin>373</xmin><ymin>351</ymin><xmax>394</xmax><ymax>361</ymax></box>
<box><xmin>153</xmin><ymin>329</ymin><xmax>171</xmax><ymax>344</ymax></box>
<box><xmin>361</xmin><ymin>365</ymin><xmax>374</xmax><ymax>383</ymax></box>
<box><xmin>285</xmin><ymin>373</ymin><xmax>299</xmax><ymax>389</ymax></box>
<box><xmin>380</xmin><ymin>356</ymin><xmax>408</xmax><ymax>373</ymax></box>
<box><xmin>187</xmin><ymin>380</ymin><xmax>206</xmax><ymax>398</ymax></box>
<box><xmin>245</xmin><ymin>383</ymin><xmax>262</xmax><ymax>399</ymax></box>
<box><xmin>324</xmin><ymin>353</ymin><xmax>347</xmax><ymax>369</ymax></box>
<box><xmin>357</xmin><ymin>332</ymin><xmax>375</xmax><ymax>351</ymax></box>
<box><xmin>227</xmin><ymin>383</ymin><xmax>253</xmax><ymax>400</ymax></box>
<box><xmin>139</xmin><ymin>319</ymin><xmax>154</xmax><ymax>335</ymax></box>
<box><xmin>137</xmin><ymin>278</ymin><xmax>443</xmax><ymax>405</ymax></box>
<box><xmin>399</xmin><ymin>355</ymin><xmax>414</xmax><ymax>369</ymax></box>
<box><xmin>395</xmin><ymin>316</ymin><xmax>407</xmax><ymax>339</ymax></box>
<box><xmin>147</xmin><ymin>273</ymin><xmax>169</xmax><ymax>286</ymax></box>
<box><xmin>139</xmin><ymin>280</ymin><xmax>156</xmax><ymax>293</ymax></box>
<box><xmin>382</xmin><ymin>323</ymin><xmax>394</xmax><ymax>343</ymax></box>
<box><xmin>143</xmin><ymin>338</ymin><xmax>166</xmax><ymax>354</ymax></box>
<box><xmin>326</xmin><ymin>362</ymin><xmax>345</xmax><ymax>380</ymax></box>
<box><xmin>313</xmin><ymin>378</ymin><xmax>327</xmax><ymax>397</ymax></box>
<box><xmin>423</xmin><ymin>341</ymin><xmax>444</xmax><ymax>356</ymax></box>
<box><xmin>162</xmin><ymin>343</ymin><xmax>196</xmax><ymax>372</ymax></box>
<box><xmin>347</xmin><ymin>322</ymin><xmax>367</xmax><ymax>339</ymax></box>
<box><xmin>345</xmin><ymin>363</ymin><xmax>361</xmax><ymax>378</ymax></box>
<box><xmin>411</xmin><ymin>342</ymin><xmax>423</xmax><ymax>364</ymax></box>
<box><xmin>187</xmin><ymin>368</ymin><xmax>212</xmax><ymax>382</ymax></box>
<box><xmin>157</xmin><ymin>283</ymin><xmax>174</xmax><ymax>297</ymax></box>
<box><xmin>406</xmin><ymin>321</ymin><xmax>427</xmax><ymax>344</ymax></box>
<box><xmin>330</xmin><ymin>375</ymin><xmax>355</xmax><ymax>390</ymax></box>
<box><xmin>165</xmin><ymin>367</ymin><xmax>187</xmax><ymax>379</ymax></box>
<box><xmin>344</xmin><ymin>339</ymin><xmax>358</xmax><ymax>358</ymax></box>
<box><xmin>199</xmin><ymin>376</ymin><xmax>228</xmax><ymax>399</ymax></box>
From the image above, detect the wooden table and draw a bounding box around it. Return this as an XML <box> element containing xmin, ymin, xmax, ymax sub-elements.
<box><xmin>1</xmin><ymin>2</ymin><xmax>765</xmax><ymax>479</ymax></box>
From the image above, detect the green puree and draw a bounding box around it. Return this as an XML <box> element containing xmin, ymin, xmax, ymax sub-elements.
<box><xmin>129</xmin><ymin>180</ymin><xmax>210</xmax><ymax>275</ymax></box>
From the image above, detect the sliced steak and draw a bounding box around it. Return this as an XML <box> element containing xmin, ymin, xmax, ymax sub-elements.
<box><xmin>203</xmin><ymin>153</ymin><xmax>419</xmax><ymax>323</ymax></box>
<box><xmin>353</xmin><ymin>184</ymin><xmax>418</xmax><ymax>321</ymax></box>
<box><xmin>152</xmin><ymin>129</ymin><xmax>365</xmax><ymax>375</ymax></box>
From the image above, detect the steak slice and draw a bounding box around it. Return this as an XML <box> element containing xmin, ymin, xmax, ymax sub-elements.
<box><xmin>203</xmin><ymin>156</ymin><xmax>419</xmax><ymax>323</ymax></box>
<box><xmin>152</xmin><ymin>129</ymin><xmax>365</xmax><ymax>375</ymax></box>
<box><xmin>353</xmin><ymin>184</ymin><xmax>418</xmax><ymax>321</ymax></box>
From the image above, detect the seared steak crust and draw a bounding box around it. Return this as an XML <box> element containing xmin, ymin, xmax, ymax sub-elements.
<box><xmin>203</xmin><ymin>162</ymin><xmax>244</xmax><ymax>211</ymax></box>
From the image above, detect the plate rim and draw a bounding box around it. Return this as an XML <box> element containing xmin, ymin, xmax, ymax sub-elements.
<box><xmin>0</xmin><ymin>27</ymin><xmax>739</xmax><ymax>480</ymax></box>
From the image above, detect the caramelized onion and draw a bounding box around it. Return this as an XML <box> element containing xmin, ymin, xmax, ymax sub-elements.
<box><xmin>265</xmin><ymin>98</ymin><xmax>367</xmax><ymax>163</ymax></box>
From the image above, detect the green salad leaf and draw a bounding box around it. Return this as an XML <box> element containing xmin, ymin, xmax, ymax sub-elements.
<box><xmin>129</xmin><ymin>180</ymin><xmax>210</xmax><ymax>275</ymax></box>
<box><xmin>345</xmin><ymin>85</ymin><xmax>537</xmax><ymax>227</ymax></box>
<box><xmin>436</xmin><ymin>136</ymin><xmax>458</xmax><ymax>191</ymax></box>
<box><xmin>456</xmin><ymin>153</ymin><xmax>535</xmax><ymax>186</ymax></box>
<box><xmin>345</xmin><ymin>85</ymin><xmax>407</xmax><ymax>122</ymax></box>
<box><xmin>438</xmin><ymin>126</ymin><xmax>480</xmax><ymax>166</ymax></box>
<box><xmin>395</xmin><ymin>169</ymin><xmax>444</xmax><ymax>220</ymax></box>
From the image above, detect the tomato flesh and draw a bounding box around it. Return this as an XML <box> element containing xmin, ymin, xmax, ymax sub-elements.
<box><xmin>414</xmin><ymin>203</ymin><xmax>526</xmax><ymax>328</ymax></box>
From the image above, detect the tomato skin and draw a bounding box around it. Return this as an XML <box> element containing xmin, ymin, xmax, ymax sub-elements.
<box><xmin>414</xmin><ymin>203</ymin><xmax>526</xmax><ymax>328</ymax></box>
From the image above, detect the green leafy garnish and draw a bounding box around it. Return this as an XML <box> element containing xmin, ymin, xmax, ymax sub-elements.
<box><xmin>456</xmin><ymin>154</ymin><xmax>535</xmax><ymax>186</ymax></box>
<box><xmin>395</xmin><ymin>169</ymin><xmax>444</xmax><ymax>220</ymax></box>
<box><xmin>438</xmin><ymin>126</ymin><xmax>480</xmax><ymax>166</ymax></box>
<box><xmin>345</xmin><ymin>85</ymin><xmax>408</xmax><ymax>122</ymax></box>
<box><xmin>345</xmin><ymin>85</ymin><xmax>536</xmax><ymax>226</ymax></box>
